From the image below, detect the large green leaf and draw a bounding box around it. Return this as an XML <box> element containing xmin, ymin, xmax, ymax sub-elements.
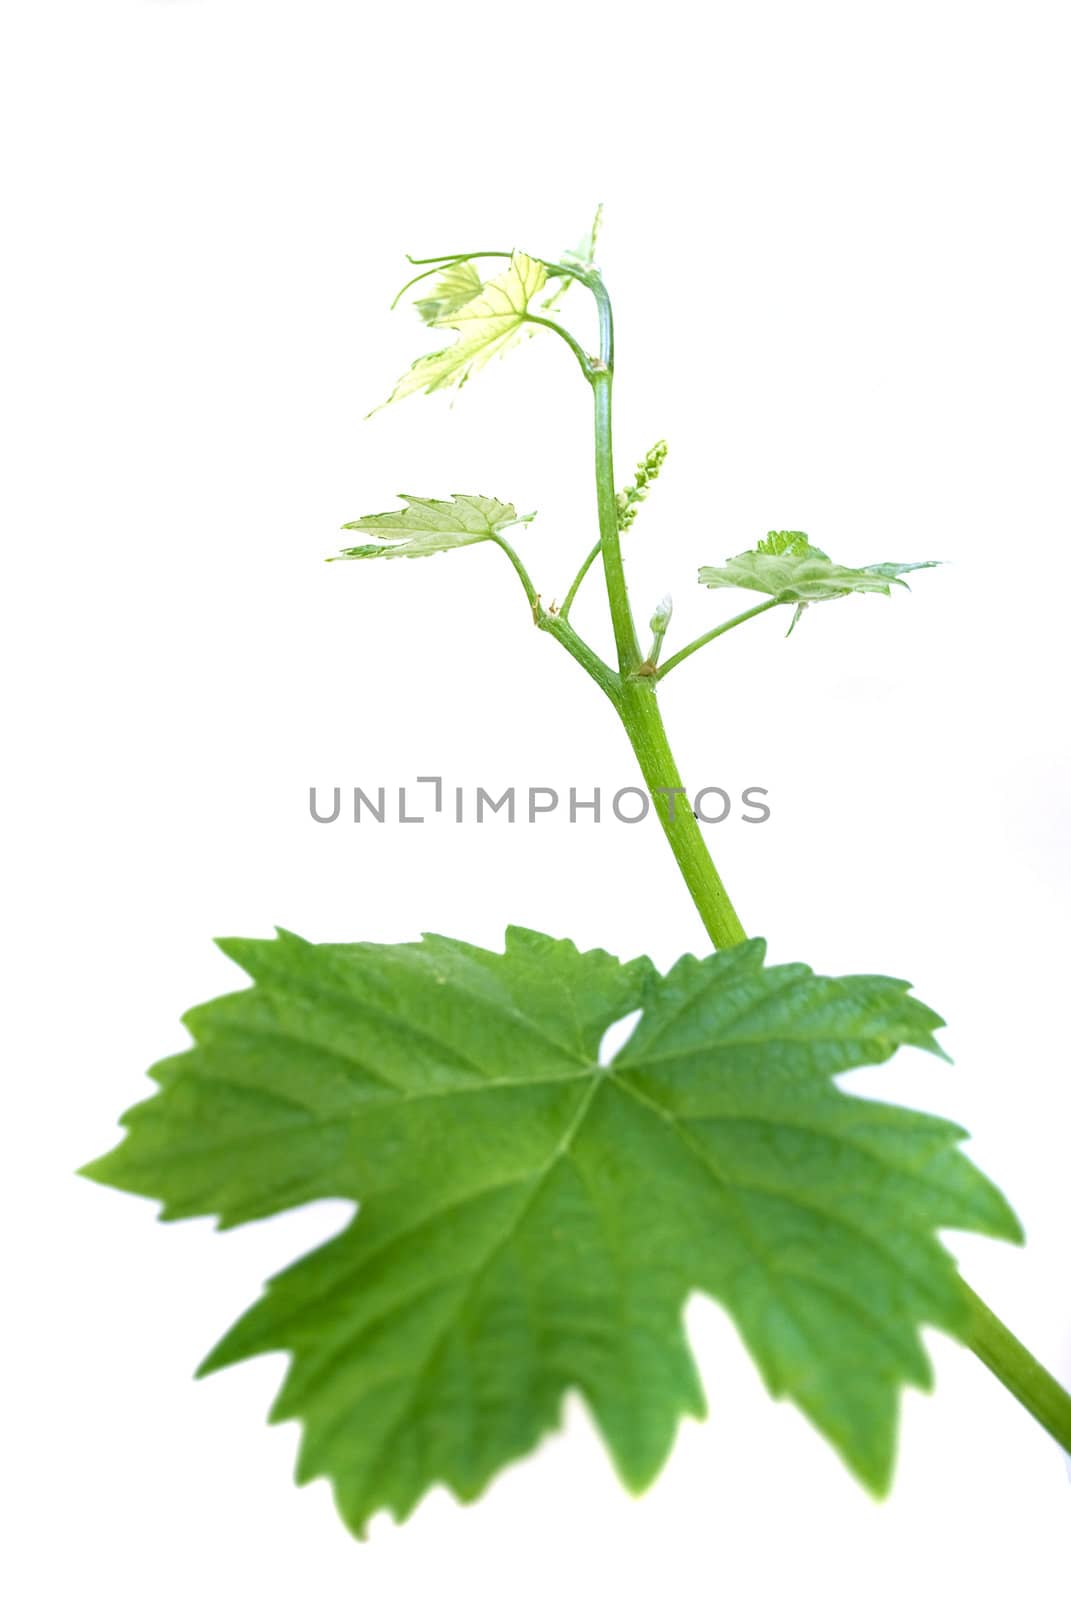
<box><xmin>83</xmin><ymin>928</ymin><xmax>1017</xmax><ymax>1535</ymax></box>
<box><xmin>700</xmin><ymin>531</ymin><xmax>938</xmax><ymax>633</ymax></box>
<box><xmin>380</xmin><ymin>251</ymin><xmax>547</xmax><ymax>406</ymax></box>
<box><xmin>332</xmin><ymin>493</ymin><xmax>534</xmax><ymax>561</ymax></box>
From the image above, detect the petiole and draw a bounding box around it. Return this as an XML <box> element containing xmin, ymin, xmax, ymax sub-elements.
<box><xmin>657</xmin><ymin>597</ymin><xmax>781</xmax><ymax>680</ymax></box>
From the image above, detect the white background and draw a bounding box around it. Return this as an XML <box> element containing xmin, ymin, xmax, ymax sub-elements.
<box><xmin>3</xmin><ymin>2</ymin><xmax>1069</xmax><ymax>1594</ymax></box>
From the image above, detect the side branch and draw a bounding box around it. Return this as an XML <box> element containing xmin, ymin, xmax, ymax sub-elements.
<box><xmin>559</xmin><ymin>540</ymin><xmax>603</xmax><ymax>621</ymax></box>
<box><xmin>486</xmin><ymin>533</ymin><xmax>618</xmax><ymax>701</ymax></box>
<box><xmin>522</xmin><ymin>314</ymin><xmax>596</xmax><ymax>381</ymax></box>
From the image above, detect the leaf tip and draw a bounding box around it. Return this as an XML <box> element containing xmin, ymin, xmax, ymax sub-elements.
<box><xmin>75</xmin><ymin>1154</ymin><xmax>109</xmax><ymax>1186</ymax></box>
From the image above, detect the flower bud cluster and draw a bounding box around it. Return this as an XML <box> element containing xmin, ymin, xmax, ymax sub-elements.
<box><xmin>616</xmin><ymin>439</ymin><xmax>669</xmax><ymax>531</ymax></box>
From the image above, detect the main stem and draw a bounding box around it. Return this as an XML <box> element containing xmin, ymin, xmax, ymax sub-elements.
<box><xmin>585</xmin><ymin>273</ymin><xmax>1071</xmax><ymax>1459</ymax></box>
<box><xmin>616</xmin><ymin>676</ymin><xmax>748</xmax><ymax>947</ymax></box>
<box><xmin>588</xmin><ymin>338</ymin><xmax>746</xmax><ymax>950</ymax></box>
<box><xmin>591</xmin><ymin>373</ymin><xmax>642</xmax><ymax>674</ymax></box>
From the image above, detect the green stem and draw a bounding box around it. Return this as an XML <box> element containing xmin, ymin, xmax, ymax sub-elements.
<box><xmin>487</xmin><ymin>532</ymin><xmax>618</xmax><ymax>702</ymax></box>
<box><xmin>540</xmin><ymin>614</ymin><xmax>620</xmax><ymax>703</ymax></box>
<box><xmin>591</xmin><ymin>371</ymin><xmax>642</xmax><ymax>675</ymax></box>
<box><xmin>658</xmin><ymin>598</ymin><xmax>781</xmax><ymax>680</ymax></box>
<box><xmin>614</xmin><ymin>675</ymin><xmax>748</xmax><ymax>947</ymax></box>
<box><xmin>405</xmin><ymin>249</ymin><xmax>514</xmax><ymax>265</ymax></box>
<box><xmin>523</xmin><ymin>313</ymin><xmax>594</xmax><ymax>380</ymax></box>
<box><xmin>559</xmin><ymin>539</ymin><xmax>602</xmax><ymax>620</ymax></box>
<box><xmin>589</xmin><ymin>274</ymin><xmax>614</xmax><ymax>370</ymax></box>
<box><xmin>584</xmin><ymin>298</ymin><xmax>747</xmax><ymax>948</ymax></box>
<box><xmin>960</xmin><ymin>1281</ymin><xmax>1071</xmax><ymax>1452</ymax></box>
<box><xmin>486</xmin><ymin>532</ymin><xmax>540</xmax><ymax>615</ymax></box>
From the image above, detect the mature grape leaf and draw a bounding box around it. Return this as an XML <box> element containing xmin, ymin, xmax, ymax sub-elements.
<box><xmin>82</xmin><ymin>928</ymin><xmax>1018</xmax><ymax>1535</ymax></box>
<box><xmin>332</xmin><ymin>494</ymin><xmax>534</xmax><ymax>561</ymax></box>
<box><xmin>380</xmin><ymin>252</ymin><xmax>547</xmax><ymax>407</ymax></box>
<box><xmin>700</xmin><ymin>532</ymin><xmax>938</xmax><ymax>634</ymax></box>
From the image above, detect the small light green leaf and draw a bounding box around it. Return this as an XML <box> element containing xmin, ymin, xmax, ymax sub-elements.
<box><xmin>332</xmin><ymin>494</ymin><xmax>534</xmax><ymax>561</ymax></box>
<box><xmin>380</xmin><ymin>252</ymin><xmax>547</xmax><ymax>408</ymax></box>
<box><xmin>700</xmin><ymin>532</ymin><xmax>939</xmax><ymax>631</ymax></box>
<box><xmin>757</xmin><ymin>529</ymin><xmax>826</xmax><ymax>559</ymax></box>
<box><xmin>413</xmin><ymin>260</ymin><xmax>484</xmax><ymax>325</ymax></box>
<box><xmin>562</xmin><ymin>202</ymin><xmax>604</xmax><ymax>270</ymax></box>
<box><xmin>541</xmin><ymin>203</ymin><xmax>604</xmax><ymax>310</ymax></box>
<box><xmin>83</xmin><ymin>927</ymin><xmax>1017</xmax><ymax>1535</ymax></box>
<box><xmin>785</xmin><ymin>602</ymin><xmax>807</xmax><ymax>637</ymax></box>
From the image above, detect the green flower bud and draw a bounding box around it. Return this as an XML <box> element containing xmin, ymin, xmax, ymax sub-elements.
<box><xmin>649</xmin><ymin>593</ymin><xmax>673</xmax><ymax>639</ymax></box>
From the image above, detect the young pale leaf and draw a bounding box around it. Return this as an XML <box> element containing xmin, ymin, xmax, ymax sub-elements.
<box><xmin>380</xmin><ymin>252</ymin><xmax>547</xmax><ymax>407</ymax></box>
<box><xmin>541</xmin><ymin>203</ymin><xmax>604</xmax><ymax>310</ymax></box>
<box><xmin>700</xmin><ymin>532</ymin><xmax>938</xmax><ymax>631</ymax></box>
<box><xmin>333</xmin><ymin>494</ymin><xmax>534</xmax><ymax>561</ymax></box>
<box><xmin>83</xmin><ymin>928</ymin><xmax>1018</xmax><ymax>1535</ymax></box>
<box><xmin>757</xmin><ymin>529</ymin><xmax>825</xmax><ymax>558</ymax></box>
<box><xmin>413</xmin><ymin>260</ymin><xmax>484</xmax><ymax>325</ymax></box>
<box><xmin>561</xmin><ymin>202</ymin><xmax>603</xmax><ymax>271</ymax></box>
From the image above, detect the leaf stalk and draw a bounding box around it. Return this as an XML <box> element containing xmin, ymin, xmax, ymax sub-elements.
<box><xmin>959</xmin><ymin>1279</ymin><xmax>1071</xmax><ymax>1454</ymax></box>
<box><xmin>657</xmin><ymin>598</ymin><xmax>781</xmax><ymax>680</ymax></box>
<box><xmin>558</xmin><ymin>539</ymin><xmax>602</xmax><ymax>620</ymax></box>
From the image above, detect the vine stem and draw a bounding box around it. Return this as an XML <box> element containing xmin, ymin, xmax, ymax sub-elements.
<box><xmin>611</xmin><ymin>673</ymin><xmax>748</xmax><ymax>947</ymax></box>
<box><xmin>585</xmin><ymin>291</ymin><xmax>746</xmax><ymax>949</ymax></box>
<box><xmin>485</xmin><ymin>531</ymin><xmax>619</xmax><ymax>702</ymax></box>
<box><xmin>522</xmin><ymin>313</ymin><xmax>594</xmax><ymax>380</ymax></box>
<box><xmin>580</xmin><ymin>266</ymin><xmax>1071</xmax><ymax>1459</ymax></box>
<box><xmin>591</xmin><ymin>370</ymin><xmax>642</xmax><ymax>674</ymax></box>
<box><xmin>559</xmin><ymin>539</ymin><xmax>602</xmax><ymax>620</ymax></box>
